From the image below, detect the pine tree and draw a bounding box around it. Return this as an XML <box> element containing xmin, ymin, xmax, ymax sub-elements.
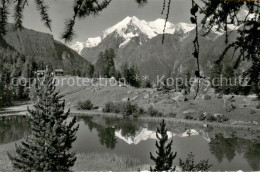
<box><xmin>210</xmin><ymin>62</ymin><xmax>223</xmax><ymax>93</ymax></box>
<box><xmin>150</xmin><ymin>119</ymin><xmax>177</xmax><ymax>171</ymax></box>
<box><xmin>8</xmin><ymin>69</ymin><xmax>79</xmax><ymax>171</ymax></box>
<box><xmin>222</xmin><ymin>64</ymin><xmax>236</xmax><ymax>94</ymax></box>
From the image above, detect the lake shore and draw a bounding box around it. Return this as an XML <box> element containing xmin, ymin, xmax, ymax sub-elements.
<box><xmin>1</xmin><ymin>105</ymin><xmax>260</xmax><ymax>134</ymax></box>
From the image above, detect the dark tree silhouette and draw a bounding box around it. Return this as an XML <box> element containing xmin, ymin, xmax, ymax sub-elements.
<box><xmin>150</xmin><ymin>119</ymin><xmax>177</xmax><ymax>171</ymax></box>
<box><xmin>197</xmin><ymin>0</ymin><xmax>260</xmax><ymax>97</ymax></box>
<box><xmin>8</xmin><ymin>69</ymin><xmax>79</xmax><ymax>171</ymax></box>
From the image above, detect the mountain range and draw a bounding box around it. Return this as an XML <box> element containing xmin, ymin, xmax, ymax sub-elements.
<box><xmin>71</xmin><ymin>12</ymin><xmax>251</xmax><ymax>80</ymax></box>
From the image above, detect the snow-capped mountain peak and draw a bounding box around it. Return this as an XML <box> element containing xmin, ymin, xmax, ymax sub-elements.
<box><xmin>103</xmin><ymin>16</ymin><xmax>158</xmax><ymax>39</ymax></box>
<box><xmin>148</xmin><ymin>18</ymin><xmax>175</xmax><ymax>35</ymax></box>
<box><xmin>70</xmin><ymin>41</ymin><xmax>84</xmax><ymax>54</ymax></box>
<box><xmin>85</xmin><ymin>37</ymin><xmax>101</xmax><ymax>48</ymax></box>
<box><xmin>70</xmin><ymin>16</ymin><xmax>197</xmax><ymax>54</ymax></box>
<box><xmin>70</xmin><ymin>37</ymin><xmax>101</xmax><ymax>54</ymax></box>
<box><xmin>175</xmin><ymin>22</ymin><xmax>195</xmax><ymax>34</ymax></box>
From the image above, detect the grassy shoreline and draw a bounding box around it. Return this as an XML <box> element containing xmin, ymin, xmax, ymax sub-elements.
<box><xmin>0</xmin><ymin>149</ymin><xmax>151</xmax><ymax>171</ymax></box>
<box><xmin>69</xmin><ymin>109</ymin><xmax>260</xmax><ymax>132</ymax></box>
<box><xmin>1</xmin><ymin>107</ymin><xmax>260</xmax><ymax>132</ymax></box>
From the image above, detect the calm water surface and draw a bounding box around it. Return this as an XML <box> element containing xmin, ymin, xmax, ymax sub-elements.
<box><xmin>0</xmin><ymin>115</ymin><xmax>259</xmax><ymax>171</ymax></box>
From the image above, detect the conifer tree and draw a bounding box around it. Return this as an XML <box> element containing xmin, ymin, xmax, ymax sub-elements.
<box><xmin>150</xmin><ymin>119</ymin><xmax>177</xmax><ymax>171</ymax></box>
<box><xmin>8</xmin><ymin>69</ymin><xmax>79</xmax><ymax>171</ymax></box>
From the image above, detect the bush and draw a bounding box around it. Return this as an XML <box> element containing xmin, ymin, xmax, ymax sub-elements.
<box><xmin>167</xmin><ymin>112</ymin><xmax>177</xmax><ymax>118</ymax></box>
<box><xmin>256</xmin><ymin>103</ymin><xmax>260</xmax><ymax>109</ymax></box>
<box><xmin>206</xmin><ymin>115</ymin><xmax>217</xmax><ymax>122</ymax></box>
<box><xmin>199</xmin><ymin>114</ymin><xmax>206</xmax><ymax>121</ymax></box>
<box><xmin>147</xmin><ymin>106</ymin><xmax>163</xmax><ymax>117</ymax></box>
<box><xmin>134</xmin><ymin>107</ymin><xmax>145</xmax><ymax>118</ymax></box>
<box><xmin>206</xmin><ymin>114</ymin><xmax>229</xmax><ymax>122</ymax></box>
<box><xmin>185</xmin><ymin>114</ymin><xmax>193</xmax><ymax>120</ymax></box>
<box><xmin>103</xmin><ymin>102</ymin><xmax>120</xmax><ymax>113</ymax></box>
<box><xmin>216</xmin><ymin>115</ymin><xmax>229</xmax><ymax>122</ymax></box>
<box><xmin>122</xmin><ymin>102</ymin><xmax>139</xmax><ymax>117</ymax></box>
<box><xmin>250</xmin><ymin>109</ymin><xmax>256</xmax><ymax>114</ymax></box>
<box><xmin>77</xmin><ymin>100</ymin><xmax>93</xmax><ymax>110</ymax></box>
<box><xmin>179</xmin><ymin>152</ymin><xmax>212</xmax><ymax>171</ymax></box>
<box><xmin>103</xmin><ymin>101</ymin><xmax>145</xmax><ymax>117</ymax></box>
<box><xmin>103</xmin><ymin>101</ymin><xmax>164</xmax><ymax>117</ymax></box>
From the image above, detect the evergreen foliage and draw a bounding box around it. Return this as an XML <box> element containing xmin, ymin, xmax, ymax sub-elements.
<box><xmin>121</xmin><ymin>63</ymin><xmax>141</xmax><ymax>88</ymax></box>
<box><xmin>150</xmin><ymin>119</ymin><xmax>177</xmax><ymax>171</ymax></box>
<box><xmin>210</xmin><ymin>62</ymin><xmax>249</xmax><ymax>95</ymax></box>
<box><xmin>86</xmin><ymin>63</ymin><xmax>95</xmax><ymax>78</ymax></box>
<box><xmin>103</xmin><ymin>101</ymin><xmax>145</xmax><ymax>118</ymax></box>
<box><xmin>179</xmin><ymin>152</ymin><xmax>212</xmax><ymax>171</ymax></box>
<box><xmin>77</xmin><ymin>100</ymin><xmax>93</xmax><ymax>110</ymax></box>
<box><xmin>0</xmin><ymin>46</ymin><xmax>37</xmax><ymax>107</ymax></box>
<box><xmin>61</xmin><ymin>0</ymin><xmax>111</xmax><ymax>42</ymax></box>
<box><xmin>0</xmin><ymin>0</ymin><xmax>146</xmax><ymax>42</ymax></box>
<box><xmin>93</xmin><ymin>48</ymin><xmax>118</xmax><ymax>78</ymax></box>
<box><xmin>198</xmin><ymin>0</ymin><xmax>260</xmax><ymax>97</ymax></box>
<box><xmin>0</xmin><ymin>0</ymin><xmax>51</xmax><ymax>34</ymax></box>
<box><xmin>8</xmin><ymin>70</ymin><xmax>79</xmax><ymax>171</ymax></box>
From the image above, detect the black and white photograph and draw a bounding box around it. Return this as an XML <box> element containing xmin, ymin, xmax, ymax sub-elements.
<box><xmin>0</xmin><ymin>0</ymin><xmax>260</xmax><ymax>171</ymax></box>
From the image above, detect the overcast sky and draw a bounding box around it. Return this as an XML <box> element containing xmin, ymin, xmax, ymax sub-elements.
<box><xmin>16</xmin><ymin>0</ymin><xmax>193</xmax><ymax>45</ymax></box>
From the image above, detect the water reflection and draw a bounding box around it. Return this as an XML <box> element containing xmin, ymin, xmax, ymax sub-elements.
<box><xmin>77</xmin><ymin>116</ymin><xmax>260</xmax><ymax>170</ymax></box>
<box><xmin>209</xmin><ymin>133</ymin><xmax>260</xmax><ymax>170</ymax></box>
<box><xmin>79</xmin><ymin>116</ymin><xmax>117</xmax><ymax>149</ymax></box>
<box><xmin>0</xmin><ymin>115</ymin><xmax>260</xmax><ymax>171</ymax></box>
<box><xmin>0</xmin><ymin>116</ymin><xmax>30</xmax><ymax>145</ymax></box>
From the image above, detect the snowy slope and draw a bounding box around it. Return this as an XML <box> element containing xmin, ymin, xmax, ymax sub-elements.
<box><xmin>70</xmin><ymin>37</ymin><xmax>101</xmax><ymax>54</ymax></box>
<box><xmin>148</xmin><ymin>18</ymin><xmax>175</xmax><ymax>34</ymax></box>
<box><xmin>70</xmin><ymin>41</ymin><xmax>84</xmax><ymax>54</ymax></box>
<box><xmin>175</xmin><ymin>22</ymin><xmax>195</xmax><ymax>34</ymax></box>
<box><xmin>70</xmin><ymin>16</ymin><xmax>196</xmax><ymax>53</ymax></box>
<box><xmin>71</xmin><ymin>11</ymin><xmax>254</xmax><ymax>54</ymax></box>
<box><xmin>86</xmin><ymin>37</ymin><xmax>101</xmax><ymax>48</ymax></box>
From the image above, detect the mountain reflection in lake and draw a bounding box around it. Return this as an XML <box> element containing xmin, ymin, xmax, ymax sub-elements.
<box><xmin>0</xmin><ymin>115</ymin><xmax>259</xmax><ymax>171</ymax></box>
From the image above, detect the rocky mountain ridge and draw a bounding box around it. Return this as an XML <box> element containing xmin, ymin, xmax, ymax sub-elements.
<box><xmin>2</xmin><ymin>24</ymin><xmax>92</xmax><ymax>76</ymax></box>
<box><xmin>71</xmin><ymin>11</ymin><xmax>252</xmax><ymax>80</ymax></box>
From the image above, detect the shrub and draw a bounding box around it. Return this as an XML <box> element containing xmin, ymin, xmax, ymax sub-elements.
<box><xmin>206</xmin><ymin>114</ymin><xmax>229</xmax><ymax>122</ymax></box>
<box><xmin>122</xmin><ymin>102</ymin><xmax>139</xmax><ymax>117</ymax></box>
<box><xmin>103</xmin><ymin>101</ymin><xmax>145</xmax><ymax>117</ymax></box>
<box><xmin>250</xmin><ymin>109</ymin><xmax>256</xmax><ymax>114</ymax></box>
<box><xmin>206</xmin><ymin>115</ymin><xmax>216</xmax><ymax>122</ymax></box>
<box><xmin>185</xmin><ymin>114</ymin><xmax>193</xmax><ymax>120</ymax></box>
<box><xmin>167</xmin><ymin>112</ymin><xmax>177</xmax><ymax>118</ymax></box>
<box><xmin>78</xmin><ymin>100</ymin><xmax>93</xmax><ymax>110</ymax></box>
<box><xmin>103</xmin><ymin>101</ymin><xmax>164</xmax><ymax>117</ymax></box>
<box><xmin>179</xmin><ymin>152</ymin><xmax>212</xmax><ymax>171</ymax></box>
<box><xmin>256</xmin><ymin>103</ymin><xmax>260</xmax><ymax>109</ymax></box>
<box><xmin>134</xmin><ymin>107</ymin><xmax>145</xmax><ymax>118</ymax></box>
<box><xmin>103</xmin><ymin>102</ymin><xmax>120</xmax><ymax>113</ymax></box>
<box><xmin>147</xmin><ymin>106</ymin><xmax>163</xmax><ymax>117</ymax></box>
<box><xmin>216</xmin><ymin>115</ymin><xmax>229</xmax><ymax>122</ymax></box>
<box><xmin>199</xmin><ymin>114</ymin><xmax>206</xmax><ymax>121</ymax></box>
